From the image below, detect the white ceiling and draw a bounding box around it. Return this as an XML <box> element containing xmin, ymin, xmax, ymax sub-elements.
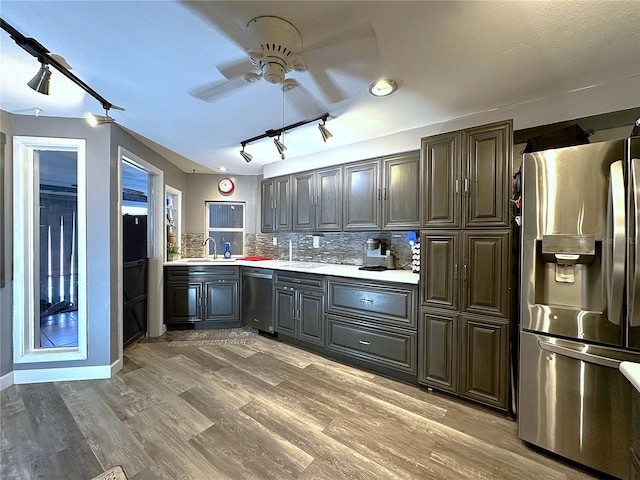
<box><xmin>1</xmin><ymin>1</ymin><xmax>639</xmax><ymax>176</ymax></box>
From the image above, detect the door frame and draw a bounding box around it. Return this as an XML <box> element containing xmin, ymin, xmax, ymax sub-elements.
<box><xmin>117</xmin><ymin>148</ymin><xmax>165</xmax><ymax>362</ymax></box>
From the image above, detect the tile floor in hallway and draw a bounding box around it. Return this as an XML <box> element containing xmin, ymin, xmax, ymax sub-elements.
<box><xmin>39</xmin><ymin>311</ymin><xmax>78</xmax><ymax>347</ymax></box>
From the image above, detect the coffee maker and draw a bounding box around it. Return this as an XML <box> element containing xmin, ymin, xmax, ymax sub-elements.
<box><xmin>360</xmin><ymin>238</ymin><xmax>395</xmax><ymax>270</ymax></box>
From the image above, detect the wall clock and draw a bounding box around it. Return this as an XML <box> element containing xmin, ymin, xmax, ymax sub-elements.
<box><xmin>218</xmin><ymin>177</ymin><xmax>235</xmax><ymax>195</ymax></box>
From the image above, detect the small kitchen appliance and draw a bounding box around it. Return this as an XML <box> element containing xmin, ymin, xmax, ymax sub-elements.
<box><xmin>360</xmin><ymin>238</ymin><xmax>395</xmax><ymax>270</ymax></box>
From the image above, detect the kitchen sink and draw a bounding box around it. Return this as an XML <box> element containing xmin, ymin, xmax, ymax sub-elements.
<box><xmin>269</xmin><ymin>261</ymin><xmax>323</xmax><ymax>269</ymax></box>
<box><xmin>183</xmin><ymin>257</ymin><xmax>236</xmax><ymax>263</ymax></box>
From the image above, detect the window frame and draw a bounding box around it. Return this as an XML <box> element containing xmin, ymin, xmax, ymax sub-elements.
<box><xmin>204</xmin><ymin>200</ymin><xmax>246</xmax><ymax>258</ymax></box>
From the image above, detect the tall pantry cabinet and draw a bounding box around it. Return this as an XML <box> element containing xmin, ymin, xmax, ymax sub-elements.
<box><xmin>418</xmin><ymin>120</ymin><xmax>513</xmax><ymax>411</ymax></box>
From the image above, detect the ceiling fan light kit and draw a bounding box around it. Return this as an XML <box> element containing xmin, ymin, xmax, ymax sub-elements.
<box><xmin>369</xmin><ymin>79</ymin><xmax>398</xmax><ymax>97</ymax></box>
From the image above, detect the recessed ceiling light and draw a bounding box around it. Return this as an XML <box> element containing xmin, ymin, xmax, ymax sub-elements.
<box><xmin>368</xmin><ymin>79</ymin><xmax>398</xmax><ymax>97</ymax></box>
<box><xmin>218</xmin><ymin>166</ymin><xmax>228</xmax><ymax>172</ymax></box>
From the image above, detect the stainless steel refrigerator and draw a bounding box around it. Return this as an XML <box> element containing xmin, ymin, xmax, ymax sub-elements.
<box><xmin>519</xmin><ymin>137</ymin><xmax>640</xmax><ymax>480</ymax></box>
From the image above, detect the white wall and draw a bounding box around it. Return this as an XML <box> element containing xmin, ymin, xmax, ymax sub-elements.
<box><xmin>184</xmin><ymin>174</ymin><xmax>260</xmax><ymax>235</ymax></box>
<box><xmin>1</xmin><ymin>110</ymin><xmax>14</xmax><ymax>380</ymax></box>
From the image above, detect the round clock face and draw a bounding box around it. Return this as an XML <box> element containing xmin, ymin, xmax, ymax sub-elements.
<box><xmin>218</xmin><ymin>177</ymin><xmax>234</xmax><ymax>195</ymax></box>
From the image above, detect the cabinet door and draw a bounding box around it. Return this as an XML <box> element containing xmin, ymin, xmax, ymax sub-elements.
<box><xmin>275</xmin><ymin>176</ymin><xmax>292</xmax><ymax>231</ymax></box>
<box><xmin>316</xmin><ymin>167</ymin><xmax>342</xmax><ymax>231</ymax></box>
<box><xmin>462</xmin><ymin>231</ymin><xmax>510</xmax><ymax>318</ymax></box>
<box><xmin>459</xmin><ymin>315</ymin><xmax>509</xmax><ymax>410</ymax></box>
<box><xmin>343</xmin><ymin>159</ymin><xmax>380</xmax><ymax>231</ymax></box>
<box><xmin>204</xmin><ymin>280</ymin><xmax>239</xmax><ymax>324</ymax></box>
<box><xmin>292</xmin><ymin>171</ymin><xmax>315</xmax><ymax>231</ymax></box>
<box><xmin>422</xmin><ymin>132</ymin><xmax>462</xmax><ymax>228</ymax></box>
<box><xmin>260</xmin><ymin>178</ymin><xmax>275</xmax><ymax>233</ymax></box>
<box><xmin>383</xmin><ymin>151</ymin><xmax>421</xmax><ymax>229</ymax></box>
<box><xmin>418</xmin><ymin>310</ymin><xmax>458</xmax><ymax>393</ymax></box>
<box><xmin>297</xmin><ymin>290</ymin><xmax>325</xmax><ymax>346</ymax></box>
<box><xmin>463</xmin><ymin>120</ymin><xmax>512</xmax><ymax>228</ymax></box>
<box><xmin>274</xmin><ymin>287</ymin><xmax>295</xmax><ymax>336</ymax></box>
<box><xmin>420</xmin><ymin>231</ymin><xmax>459</xmax><ymax>311</ymax></box>
<box><xmin>165</xmin><ymin>282</ymin><xmax>202</xmax><ymax>323</ymax></box>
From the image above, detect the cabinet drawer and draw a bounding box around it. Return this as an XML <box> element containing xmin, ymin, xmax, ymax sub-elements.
<box><xmin>275</xmin><ymin>271</ymin><xmax>325</xmax><ymax>291</ymax></box>
<box><xmin>327</xmin><ymin>279</ymin><xmax>416</xmax><ymax>328</ymax></box>
<box><xmin>326</xmin><ymin>315</ymin><xmax>417</xmax><ymax>374</ymax></box>
<box><xmin>165</xmin><ymin>265</ymin><xmax>239</xmax><ymax>280</ymax></box>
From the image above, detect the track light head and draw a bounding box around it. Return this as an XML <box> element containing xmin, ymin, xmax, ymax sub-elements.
<box><xmin>27</xmin><ymin>63</ymin><xmax>51</xmax><ymax>95</ymax></box>
<box><xmin>318</xmin><ymin>120</ymin><xmax>333</xmax><ymax>142</ymax></box>
<box><xmin>274</xmin><ymin>136</ymin><xmax>287</xmax><ymax>159</ymax></box>
<box><xmin>86</xmin><ymin>109</ymin><xmax>115</xmax><ymax>127</ymax></box>
<box><xmin>240</xmin><ymin>145</ymin><xmax>253</xmax><ymax>163</ymax></box>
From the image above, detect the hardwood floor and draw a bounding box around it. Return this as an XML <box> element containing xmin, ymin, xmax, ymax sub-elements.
<box><xmin>1</xmin><ymin>334</ymin><xmax>603</xmax><ymax>480</ymax></box>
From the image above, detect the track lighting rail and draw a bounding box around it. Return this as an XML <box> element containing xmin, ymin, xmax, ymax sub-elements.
<box><xmin>240</xmin><ymin>113</ymin><xmax>330</xmax><ymax>147</ymax></box>
<box><xmin>1</xmin><ymin>18</ymin><xmax>123</xmax><ymax>112</ymax></box>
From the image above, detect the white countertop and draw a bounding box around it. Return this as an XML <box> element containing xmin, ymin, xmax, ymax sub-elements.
<box><xmin>165</xmin><ymin>258</ymin><xmax>419</xmax><ymax>285</ymax></box>
<box><xmin>620</xmin><ymin>361</ymin><xmax>640</xmax><ymax>393</ymax></box>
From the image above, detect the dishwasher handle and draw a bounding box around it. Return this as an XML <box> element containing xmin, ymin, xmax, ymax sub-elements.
<box><xmin>243</xmin><ymin>270</ymin><xmax>273</xmax><ymax>280</ymax></box>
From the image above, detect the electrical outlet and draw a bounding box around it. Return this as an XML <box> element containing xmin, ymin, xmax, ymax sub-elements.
<box><xmin>312</xmin><ymin>236</ymin><xmax>320</xmax><ymax>248</ymax></box>
<box><xmin>273</xmin><ymin>237</ymin><xmax>278</xmax><ymax>246</ymax></box>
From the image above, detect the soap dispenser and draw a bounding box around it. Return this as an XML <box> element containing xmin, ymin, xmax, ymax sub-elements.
<box><xmin>223</xmin><ymin>242</ymin><xmax>232</xmax><ymax>259</ymax></box>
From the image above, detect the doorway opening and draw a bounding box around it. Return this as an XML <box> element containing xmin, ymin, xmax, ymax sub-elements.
<box><xmin>121</xmin><ymin>160</ymin><xmax>149</xmax><ymax>346</ymax></box>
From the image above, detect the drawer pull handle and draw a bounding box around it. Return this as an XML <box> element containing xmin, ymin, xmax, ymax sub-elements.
<box><xmin>360</xmin><ymin>298</ymin><xmax>373</xmax><ymax>303</ymax></box>
<box><xmin>358</xmin><ymin>339</ymin><xmax>371</xmax><ymax>345</ymax></box>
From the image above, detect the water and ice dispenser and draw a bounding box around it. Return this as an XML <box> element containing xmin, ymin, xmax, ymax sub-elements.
<box><xmin>535</xmin><ymin>234</ymin><xmax>602</xmax><ymax>312</ymax></box>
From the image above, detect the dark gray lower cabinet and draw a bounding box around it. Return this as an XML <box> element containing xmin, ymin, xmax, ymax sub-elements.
<box><xmin>418</xmin><ymin>311</ymin><xmax>458</xmax><ymax>393</ymax></box>
<box><xmin>326</xmin><ymin>315</ymin><xmax>417</xmax><ymax>374</ymax></box>
<box><xmin>164</xmin><ymin>266</ymin><xmax>241</xmax><ymax>329</ymax></box>
<box><xmin>418</xmin><ymin>308</ymin><xmax>509</xmax><ymax>411</ymax></box>
<box><xmin>274</xmin><ymin>271</ymin><xmax>325</xmax><ymax>347</ymax></box>
<box><xmin>326</xmin><ymin>277</ymin><xmax>418</xmax><ymax>379</ymax></box>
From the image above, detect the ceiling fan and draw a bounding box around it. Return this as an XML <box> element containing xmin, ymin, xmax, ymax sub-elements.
<box><xmin>188</xmin><ymin>15</ymin><xmax>378</xmax><ymax>118</ymax></box>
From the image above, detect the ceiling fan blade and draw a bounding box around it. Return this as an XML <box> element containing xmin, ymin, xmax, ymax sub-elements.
<box><xmin>300</xmin><ymin>23</ymin><xmax>378</xmax><ymax>71</ymax></box>
<box><xmin>218</xmin><ymin>58</ymin><xmax>257</xmax><ymax>81</ymax></box>
<box><xmin>282</xmin><ymin>79</ymin><xmax>327</xmax><ymax>119</ymax></box>
<box><xmin>181</xmin><ymin>0</ymin><xmax>253</xmax><ymax>50</ymax></box>
<box><xmin>189</xmin><ymin>74</ymin><xmax>259</xmax><ymax>103</ymax></box>
<box><xmin>308</xmin><ymin>69</ymin><xmax>347</xmax><ymax>104</ymax></box>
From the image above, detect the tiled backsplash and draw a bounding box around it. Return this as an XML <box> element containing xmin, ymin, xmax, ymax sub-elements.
<box><xmin>182</xmin><ymin>231</ymin><xmax>416</xmax><ymax>270</ymax></box>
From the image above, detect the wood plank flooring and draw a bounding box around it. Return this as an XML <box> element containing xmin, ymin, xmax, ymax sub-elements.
<box><xmin>1</xmin><ymin>334</ymin><xmax>604</xmax><ymax>480</ymax></box>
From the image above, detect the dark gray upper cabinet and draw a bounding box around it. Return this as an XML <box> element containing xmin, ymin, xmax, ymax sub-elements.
<box><xmin>422</xmin><ymin>120</ymin><xmax>512</xmax><ymax>229</ymax></box>
<box><xmin>343</xmin><ymin>159</ymin><xmax>381</xmax><ymax>231</ymax></box>
<box><xmin>292</xmin><ymin>167</ymin><xmax>342</xmax><ymax>231</ymax></box>
<box><xmin>382</xmin><ymin>151</ymin><xmax>422</xmax><ymax>229</ymax></box>
<box><xmin>422</xmin><ymin>132</ymin><xmax>462</xmax><ymax>228</ymax></box>
<box><xmin>344</xmin><ymin>151</ymin><xmax>421</xmax><ymax>231</ymax></box>
<box><xmin>464</xmin><ymin>121</ymin><xmax>512</xmax><ymax>228</ymax></box>
<box><xmin>261</xmin><ymin>175</ymin><xmax>291</xmax><ymax>232</ymax></box>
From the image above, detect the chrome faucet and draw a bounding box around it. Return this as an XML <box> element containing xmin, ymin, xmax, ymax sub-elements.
<box><xmin>202</xmin><ymin>237</ymin><xmax>218</xmax><ymax>259</ymax></box>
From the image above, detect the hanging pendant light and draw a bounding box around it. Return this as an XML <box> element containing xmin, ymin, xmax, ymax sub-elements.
<box><xmin>274</xmin><ymin>135</ymin><xmax>287</xmax><ymax>159</ymax></box>
<box><xmin>318</xmin><ymin>117</ymin><xmax>333</xmax><ymax>142</ymax></box>
<box><xmin>27</xmin><ymin>62</ymin><xmax>51</xmax><ymax>95</ymax></box>
<box><xmin>86</xmin><ymin>108</ymin><xmax>115</xmax><ymax>127</ymax></box>
<box><xmin>240</xmin><ymin>144</ymin><xmax>253</xmax><ymax>162</ymax></box>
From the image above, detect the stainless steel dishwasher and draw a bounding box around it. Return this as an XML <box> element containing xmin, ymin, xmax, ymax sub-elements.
<box><xmin>242</xmin><ymin>267</ymin><xmax>275</xmax><ymax>333</ymax></box>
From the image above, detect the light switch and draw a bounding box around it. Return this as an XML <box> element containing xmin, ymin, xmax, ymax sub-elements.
<box><xmin>312</xmin><ymin>236</ymin><xmax>320</xmax><ymax>248</ymax></box>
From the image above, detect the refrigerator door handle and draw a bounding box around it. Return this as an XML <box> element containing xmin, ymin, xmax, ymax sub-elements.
<box><xmin>630</xmin><ymin>157</ymin><xmax>640</xmax><ymax>326</ymax></box>
<box><xmin>538</xmin><ymin>341</ymin><xmax>621</xmax><ymax>369</ymax></box>
<box><xmin>606</xmin><ymin>160</ymin><xmax>626</xmax><ymax>326</ymax></box>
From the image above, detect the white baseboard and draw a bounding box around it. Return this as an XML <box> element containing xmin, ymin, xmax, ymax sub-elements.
<box><xmin>0</xmin><ymin>371</ymin><xmax>14</xmax><ymax>391</ymax></box>
<box><xmin>13</xmin><ymin>357</ymin><xmax>123</xmax><ymax>384</ymax></box>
